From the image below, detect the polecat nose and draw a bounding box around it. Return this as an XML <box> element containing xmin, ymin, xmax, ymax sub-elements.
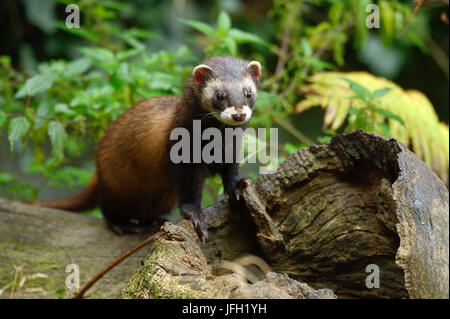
<box><xmin>232</xmin><ymin>113</ymin><xmax>246</xmax><ymax>122</ymax></box>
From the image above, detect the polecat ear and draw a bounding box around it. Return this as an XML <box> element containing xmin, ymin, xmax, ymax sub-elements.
<box><xmin>247</xmin><ymin>61</ymin><xmax>262</xmax><ymax>84</ymax></box>
<box><xmin>192</xmin><ymin>64</ymin><xmax>212</xmax><ymax>84</ymax></box>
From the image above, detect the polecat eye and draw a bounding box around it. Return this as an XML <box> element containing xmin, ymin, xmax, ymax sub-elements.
<box><xmin>216</xmin><ymin>93</ymin><xmax>224</xmax><ymax>101</ymax></box>
<box><xmin>246</xmin><ymin>91</ymin><xmax>252</xmax><ymax>99</ymax></box>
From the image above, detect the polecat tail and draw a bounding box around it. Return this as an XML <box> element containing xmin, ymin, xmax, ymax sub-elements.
<box><xmin>31</xmin><ymin>171</ymin><xmax>100</xmax><ymax>212</ymax></box>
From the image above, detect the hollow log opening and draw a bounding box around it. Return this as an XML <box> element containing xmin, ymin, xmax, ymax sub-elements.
<box><xmin>261</xmin><ymin>163</ymin><xmax>408</xmax><ymax>298</ymax></box>
<box><xmin>239</xmin><ymin>131</ymin><xmax>424</xmax><ymax>298</ymax></box>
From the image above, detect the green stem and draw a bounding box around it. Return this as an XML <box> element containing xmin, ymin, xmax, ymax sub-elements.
<box><xmin>272</xmin><ymin>114</ymin><xmax>315</xmax><ymax>145</ymax></box>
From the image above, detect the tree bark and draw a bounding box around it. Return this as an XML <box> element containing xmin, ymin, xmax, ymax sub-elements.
<box><xmin>239</xmin><ymin>130</ymin><xmax>448</xmax><ymax>298</ymax></box>
<box><xmin>1</xmin><ymin>130</ymin><xmax>448</xmax><ymax>299</ymax></box>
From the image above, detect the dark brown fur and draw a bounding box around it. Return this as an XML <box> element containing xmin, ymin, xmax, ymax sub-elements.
<box><xmin>33</xmin><ymin>56</ymin><xmax>261</xmax><ymax>239</ymax></box>
<box><xmin>35</xmin><ymin>97</ymin><xmax>180</xmax><ymax>232</ymax></box>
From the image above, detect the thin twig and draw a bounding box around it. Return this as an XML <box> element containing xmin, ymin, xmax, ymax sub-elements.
<box><xmin>274</xmin><ymin>25</ymin><xmax>292</xmax><ymax>77</ymax></box>
<box><xmin>265</xmin><ymin>22</ymin><xmax>354</xmax><ymax>145</ymax></box>
<box><xmin>399</xmin><ymin>0</ymin><xmax>450</xmax><ymax>35</ymax></box>
<box><xmin>426</xmin><ymin>38</ymin><xmax>450</xmax><ymax>77</ymax></box>
<box><xmin>74</xmin><ymin>231</ymin><xmax>162</xmax><ymax>299</ymax></box>
<box><xmin>271</xmin><ymin>114</ymin><xmax>315</xmax><ymax>145</ymax></box>
<box><xmin>300</xmin><ymin>22</ymin><xmax>352</xmax><ymax>78</ymax></box>
<box><xmin>280</xmin><ymin>22</ymin><xmax>354</xmax><ymax>100</ymax></box>
<box><xmin>401</xmin><ymin>0</ymin><xmax>425</xmax><ymax>35</ymax></box>
<box><xmin>271</xmin><ymin>25</ymin><xmax>292</xmax><ymax>94</ymax></box>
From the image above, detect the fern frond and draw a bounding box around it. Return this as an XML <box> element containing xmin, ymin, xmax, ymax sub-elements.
<box><xmin>296</xmin><ymin>71</ymin><xmax>449</xmax><ymax>183</ymax></box>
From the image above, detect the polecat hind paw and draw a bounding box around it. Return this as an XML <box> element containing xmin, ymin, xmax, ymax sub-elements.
<box><xmin>107</xmin><ymin>222</ymin><xmax>144</xmax><ymax>235</ymax></box>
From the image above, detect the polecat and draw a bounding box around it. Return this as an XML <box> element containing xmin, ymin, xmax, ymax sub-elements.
<box><xmin>33</xmin><ymin>56</ymin><xmax>261</xmax><ymax>241</ymax></box>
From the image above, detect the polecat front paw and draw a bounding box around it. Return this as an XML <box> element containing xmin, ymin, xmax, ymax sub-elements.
<box><xmin>226</xmin><ymin>177</ymin><xmax>251</xmax><ymax>202</ymax></box>
<box><xmin>233</xmin><ymin>178</ymin><xmax>251</xmax><ymax>201</ymax></box>
<box><xmin>180</xmin><ymin>204</ymin><xmax>208</xmax><ymax>242</ymax></box>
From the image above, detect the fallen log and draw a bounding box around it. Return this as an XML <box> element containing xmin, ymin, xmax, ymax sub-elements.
<box><xmin>1</xmin><ymin>130</ymin><xmax>448</xmax><ymax>299</ymax></box>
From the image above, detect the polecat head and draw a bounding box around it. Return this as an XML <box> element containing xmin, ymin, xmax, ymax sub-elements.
<box><xmin>191</xmin><ymin>56</ymin><xmax>261</xmax><ymax>126</ymax></box>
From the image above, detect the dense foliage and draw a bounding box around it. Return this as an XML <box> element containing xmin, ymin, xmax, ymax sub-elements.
<box><xmin>0</xmin><ymin>0</ymin><xmax>448</xmax><ymax>215</ymax></box>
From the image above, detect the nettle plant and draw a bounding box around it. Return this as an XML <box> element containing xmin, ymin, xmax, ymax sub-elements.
<box><xmin>180</xmin><ymin>11</ymin><xmax>269</xmax><ymax>57</ymax></box>
<box><xmin>0</xmin><ymin>37</ymin><xmax>194</xmax><ymax>200</ymax></box>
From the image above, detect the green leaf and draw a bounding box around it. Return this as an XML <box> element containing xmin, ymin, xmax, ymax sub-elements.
<box><xmin>78</xmin><ymin>47</ymin><xmax>115</xmax><ymax>62</ymax></box>
<box><xmin>179</xmin><ymin>19</ymin><xmax>215</xmax><ymax>36</ymax></box>
<box><xmin>110</xmin><ymin>62</ymin><xmax>130</xmax><ymax>89</ymax></box>
<box><xmin>117</xmin><ymin>32</ymin><xmax>146</xmax><ymax>51</ymax></box>
<box><xmin>405</xmin><ymin>29</ymin><xmax>429</xmax><ymax>54</ymax></box>
<box><xmin>15</xmin><ymin>73</ymin><xmax>56</xmax><ymax>98</ymax></box>
<box><xmin>146</xmin><ymin>72</ymin><xmax>180</xmax><ymax>91</ymax></box>
<box><xmin>329</xmin><ymin>2</ymin><xmax>344</xmax><ymax>25</ymax></box>
<box><xmin>229</xmin><ymin>28</ymin><xmax>268</xmax><ymax>46</ymax></box>
<box><xmin>300</xmin><ymin>38</ymin><xmax>313</xmax><ymax>57</ymax></box>
<box><xmin>223</xmin><ymin>37</ymin><xmax>237</xmax><ymax>56</ymax></box>
<box><xmin>374</xmin><ymin>108</ymin><xmax>405</xmax><ymax>126</ymax></box>
<box><xmin>56</xmin><ymin>22</ymin><xmax>101</xmax><ymax>42</ymax></box>
<box><xmin>255</xmin><ymin>91</ymin><xmax>279</xmax><ymax>109</ymax></box>
<box><xmin>70</xmin><ymin>92</ymin><xmax>90</xmax><ymax>108</ymax></box>
<box><xmin>65</xmin><ymin>58</ymin><xmax>92</xmax><ymax>77</ymax></box>
<box><xmin>47</xmin><ymin>121</ymin><xmax>67</xmax><ymax>161</ymax></box>
<box><xmin>332</xmin><ymin>33</ymin><xmax>346</xmax><ymax>66</ymax></box>
<box><xmin>0</xmin><ymin>172</ymin><xmax>14</xmax><ymax>184</ymax></box>
<box><xmin>33</xmin><ymin>101</ymin><xmax>52</xmax><ymax>129</ymax></box>
<box><xmin>347</xmin><ymin>107</ymin><xmax>360</xmax><ymax>115</ymax></box>
<box><xmin>317</xmin><ymin>135</ymin><xmax>333</xmax><ymax>144</ymax></box>
<box><xmin>116</xmin><ymin>48</ymin><xmax>144</xmax><ymax>61</ymax></box>
<box><xmin>342</xmin><ymin>77</ymin><xmax>372</xmax><ymax>101</ymax></box>
<box><xmin>0</xmin><ymin>55</ymin><xmax>11</xmax><ymax>68</ymax></box>
<box><xmin>0</xmin><ymin>171</ymin><xmax>36</xmax><ymax>200</ymax></box>
<box><xmin>125</xmin><ymin>27</ymin><xmax>157</xmax><ymax>39</ymax></box>
<box><xmin>217</xmin><ymin>11</ymin><xmax>231</xmax><ymax>31</ymax></box>
<box><xmin>40</xmin><ymin>165</ymin><xmax>92</xmax><ymax>187</ymax></box>
<box><xmin>284</xmin><ymin>142</ymin><xmax>307</xmax><ymax>154</ymax></box>
<box><xmin>377</xmin><ymin>122</ymin><xmax>392</xmax><ymax>137</ymax></box>
<box><xmin>353</xmin><ymin>109</ymin><xmax>370</xmax><ymax>130</ymax></box>
<box><xmin>303</xmin><ymin>57</ymin><xmax>336</xmax><ymax>71</ymax></box>
<box><xmin>0</xmin><ymin>111</ymin><xmax>6</xmax><ymax>128</ymax></box>
<box><xmin>372</xmin><ymin>87</ymin><xmax>391</xmax><ymax>99</ymax></box>
<box><xmin>323</xmin><ymin>129</ymin><xmax>337</xmax><ymax>137</ymax></box>
<box><xmin>55</xmin><ymin>103</ymin><xmax>76</xmax><ymax>115</ymax></box>
<box><xmin>379</xmin><ymin>0</ymin><xmax>395</xmax><ymax>47</ymax></box>
<box><xmin>8</xmin><ymin>117</ymin><xmax>30</xmax><ymax>151</ymax></box>
<box><xmin>350</xmin><ymin>0</ymin><xmax>370</xmax><ymax>48</ymax></box>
